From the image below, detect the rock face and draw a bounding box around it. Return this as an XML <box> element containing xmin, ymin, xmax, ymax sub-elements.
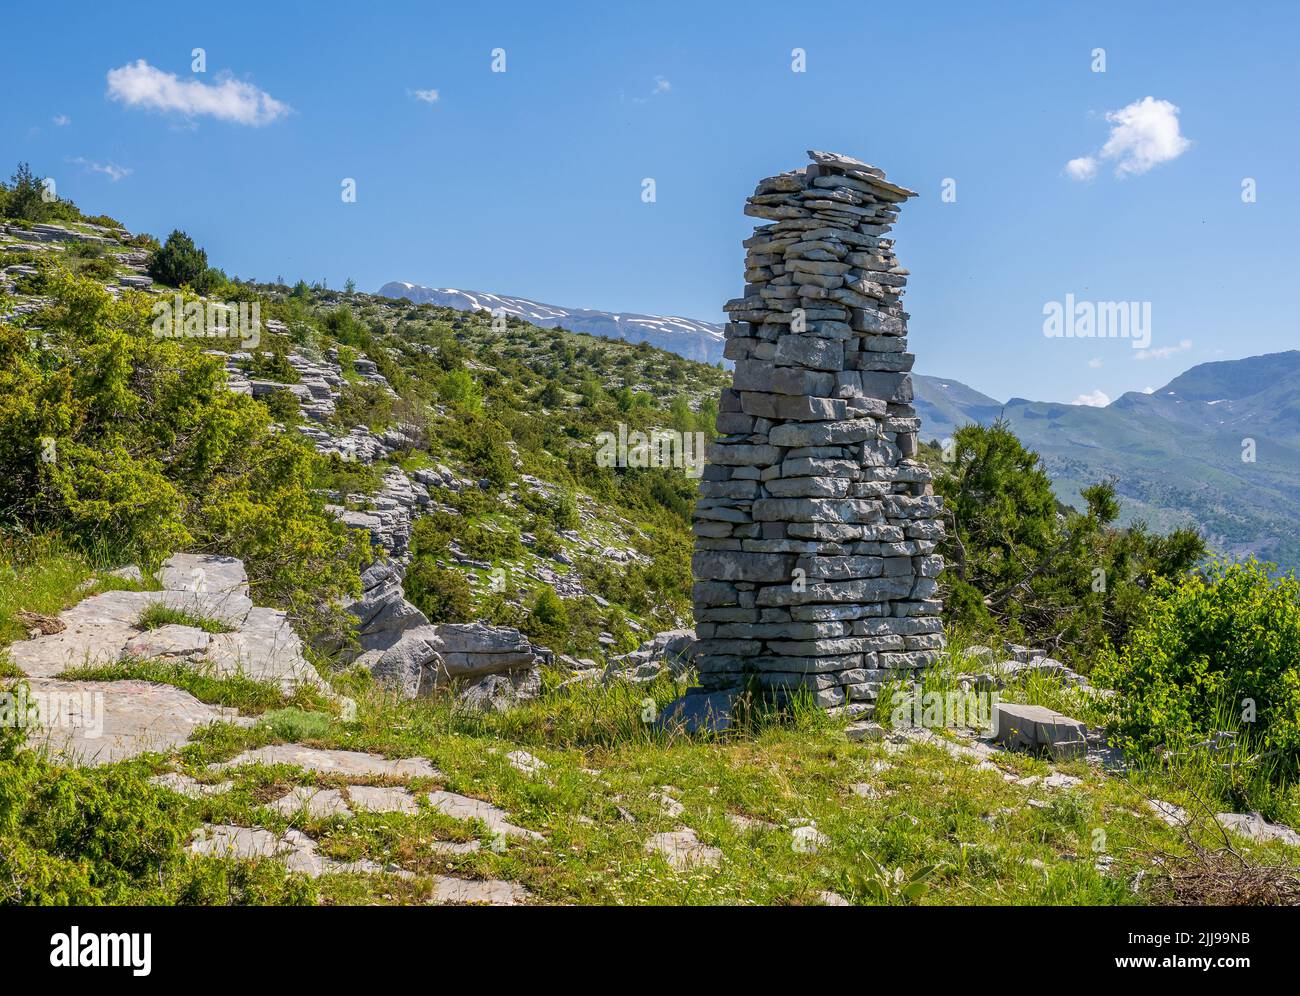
<box><xmin>992</xmin><ymin>703</ymin><xmax>1087</xmax><ymax>761</ymax></box>
<box><xmin>369</xmin><ymin>622</ymin><xmax>551</xmax><ymax>699</ymax></box>
<box><xmin>603</xmin><ymin>629</ymin><xmax>697</xmax><ymax>684</ymax></box>
<box><xmin>691</xmin><ymin>151</ymin><xmax>946</xmax><ymax>709</ymax></box>
<box><xmin>4</xmin><ymin>552</ymin><xmax>352</xmax><ymax>764</ymax></box>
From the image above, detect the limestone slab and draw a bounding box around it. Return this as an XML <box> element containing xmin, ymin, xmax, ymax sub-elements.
<box><xmin>211</xmin><ymin>744</ymin><xmax>439</xmax><ymax>779</ymax></box>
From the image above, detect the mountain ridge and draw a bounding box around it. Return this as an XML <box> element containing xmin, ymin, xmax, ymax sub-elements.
<box><xmin>377</xmin><ymin>281</ymin><xmax>727</xmax><ymax>365</ymax></box>
<box><xmin>914</xmin><ymin>350</ymin><xmax>1300</xmax><ymax>569</ymax></box>
<box><xmin>375</xmin><ymin>277</ymin><xmax>1300</xmax><ymax>569</ymax></box>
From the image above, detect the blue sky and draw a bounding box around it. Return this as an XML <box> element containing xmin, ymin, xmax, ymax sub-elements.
<box><xmin>3</xmin><ymin>0</ymin><xmax>1297</xmax><ymax>405</ymax></box>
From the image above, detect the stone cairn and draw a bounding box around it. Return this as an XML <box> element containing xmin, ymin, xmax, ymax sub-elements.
<box><xmin>691</xmin><ymin>150</ymin><xmax>946</xmax><ymax>711</ymax></box>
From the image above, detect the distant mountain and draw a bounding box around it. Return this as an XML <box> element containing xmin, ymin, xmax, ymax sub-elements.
<box><xmin>375</xmin><ymin>279</ymin><xmax>1300</xmax><ymax>568</ymax></box>
<box><xmin>912</xmin><ymin>374</ymin><xmax>1004</xmax><ymax>440</ymax></box>
<box><xmin>914</xmin><ymin>352</ymin><xmax>1300</xmax><ymax>570</ymax></box>
<box><xmin>377</xmin><ymin>282</ymin><xmax>726</xmax><ymax>364</ymax></box>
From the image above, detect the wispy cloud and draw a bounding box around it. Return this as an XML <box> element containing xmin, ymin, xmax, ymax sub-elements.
<box><xmin>52</xmin><ymin>114</ymin><xmax>71</xmax><ymax>126</ymax></box>
<box><xmin>409</xmin><ymin>88</ymin><xmax>440</xmax><ymax>104</ymax></box>
<box><xmin>1087</xmin><ymin>357</ymin><xmax>1103</xmax><ymax>369</ymax></box>
<box><xmin>66</xmin><ymin>156</ymin><xmax>132</xmax><ymax>182</ymax></box>
<box><xmin>1073</xmin><ymin>389</ymin><xmax>1111</xmax><ymax>407</ymax></box>
<box><xmin>629</xmin><ymin>76</ymin><xmax>672</xmax><ymax>104</ymax></box>
<box><xmin>1135</xmin><ymin>338</ymin><xmax>1192</xmax><ymax>361</ymax></box>
<box><xmin>106</xmin><ymin>59</ymin><xmax>290</xmax><ymax>126</ymax></box>
<box><xmin>1065</xmin><ymin>96</ymin><xmax>1191</xmax><ymax>180</ymax></box>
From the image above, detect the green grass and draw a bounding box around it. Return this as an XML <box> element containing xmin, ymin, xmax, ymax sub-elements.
<box><xmin>57</xmin><ymin>657</ymin><xmax>329</xmax><ymax>715</ymax></box>
<box><xmin>0</xmin><ymin>535</ymin><xmax>155</xmax><ymax>646</ymax></box>
<box><xmin>257</xmin><ymin>707</ymin><xmax>336</xmax><ymax>741</ymax></box>
<box><xmin>3</xmin><ymin>647</ymin><xmax>1298</xmax><ymax>905</ymax></box>
<box><xmin>153</xmin><ymin>668</ymin><xmax>1299</xmax><ymax>907</ymax></box>
<box><xmin>137</xmin><ymin>603</ymin><xmax>236</xmax><ymax>635</ymax></box>
<box><xmin>0</xmin><ymin>536</ymin><xmax>95</xmax><ymax>645</ymax></box>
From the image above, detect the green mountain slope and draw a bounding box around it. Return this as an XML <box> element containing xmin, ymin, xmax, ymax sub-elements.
<box><xmin>913</xmin><ymin>353</ymin><xmax>1300</xmax><ymax>569</ymax></box>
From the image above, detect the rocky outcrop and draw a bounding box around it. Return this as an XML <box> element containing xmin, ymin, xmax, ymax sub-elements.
<box><xmin>6</xmin><ymin>553</ymin><xmax>343</xmax><ymax>763</ymax></box>
<box><xmin>692</xmin><ymin>151</ymin><xmax>946</xmax><ymax>710</ymax></box>
<box><xmin>369</xmin><ymin>622</ymin><xmax>551</xmax><ymax>700</ymax></box>
<box><xmin>326</xmin><ymin>468</ymin><xmax>430</xmax><ymax>560</ymax></box>
<box><xmin>342</xmin><ymin>561</ymin><xmax>430</xmax><ymax>653</ymax></box>
<box><xmin>603</xmin><ymin>629</ymin><xmax>697</xmax><ymax>684</ymax></box>
<box><xmin>956</xmin><ymin>644</ymin><xmax>1091</xmax><ymax>692</ymax></box>
<box><xmin>331</xmin><ymin>562</ymin><xmax>550</xmax><ymax>701</ymax></box>
<box><xmin>456</xmin><ymin>669</ymin><xmax>544</xmax><ymax>712</ymax></box>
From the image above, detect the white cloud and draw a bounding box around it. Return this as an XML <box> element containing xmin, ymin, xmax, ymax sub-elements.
<box><xmin>1143</xmin><ymin>386</ymin><xmax>1155</xmax><ymax>394</ymax></box>
<box><xmin>630</xmin><ymin>76</ymin><xmax>672</xmax><ymax>104</ymax></box>
<box><xmin>409</xmin><ymin>88</ymin><xmax>440</xmax><ymax>103</ymax></box>
<box><xmin>67</xmin><ymin>156</ymin><xmax>132</xmax><ymax>182</ymax></box>
<box><xmin>1064</xmin><ymin>156</ymin><xmax>1097</xmax><ymax>181</ymax></box>
<box><xmin>1087</xmin><ymin>357</ymin><xmax>1103</xmax><ymax>369</ymax></box>
<box><xmin>106</xmin><ymin>59</ymin><xmax>289</xmax><ymax>126</ymax></box>
<box><xmin>1101</xmin><ymin>97</ymin><xmax>1191</xmax><ymax>176</ymax></box>
<box><xmin>1065</xmin><ymin>96</ymin><xmax>1191</xmax><ymax>180</ymax></box>
<box><xmin>52</xmin><ymin>114</ymin><xmax>71</xmax><ymax>126</ymax></box>
<box><xmin>1073</xmin><ymin>389</ymin><xmax>1111</xmax><ymax>407</ymax></box>
<box><xmin>1135</xmin><ymin>338</ymin><xmax>1192</xmax><ymax>361</ymax></box>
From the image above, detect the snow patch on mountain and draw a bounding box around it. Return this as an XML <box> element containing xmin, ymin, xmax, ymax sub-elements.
<box><xmin>377</xmin><ymin>282</ymin><xmax>726</xmax><ymax>364</ymax></box>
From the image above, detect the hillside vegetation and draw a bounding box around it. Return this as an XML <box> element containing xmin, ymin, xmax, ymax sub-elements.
<box><xmin>3</xmin><ymin>170</ymin><xmax>1300</xmax><ymax>906</ymax></box>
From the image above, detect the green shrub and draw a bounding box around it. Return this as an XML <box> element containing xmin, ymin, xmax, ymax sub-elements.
<box><xmin>523</xmin><ymin>586</ymin><xmax>569</xmax><ymax>647</ymax></box>
<box><xmin>438</xmin><ymin>369</ymin><xmax>481</xmax><ymax>411</ymax></box>
<box><xmin>460</xmin><ymin>520</ymin><xmax>523</xmax><ymax>562</ymax></box>
<box><xmin>75</xmin><ymin>256</ymin><xmax>117</xmax><ymax>281</ymax></box>
<box><xmin>551</xmin><ymin>490</ymin><xmax>580</xmax><ymax>531</ymax></box>
<box><xmin>260</xmin><ymin>387</ymin><xmax>302</xmax><ymax>425</ymax></box>
<box><xmin>148</xmin><ymin>230</ymin><xmax>211</xmax><ymax>291</ymax></box>
<box><xmin>531</xmin><ymin>524</ymin><xmax>565</xmax><ymax>559</ymax></box>
<box><xmin>1096</xmin><ymin>559</ymin><xmax>1300</xmax><ymax>773</ymax></box>
<box><xmin>333</xmin><ymin>381</ymin><xmax>393</xmax><ymax>432</ymax></box>
<box><xmin>0</xmin><ymin>269</ymin><xmax>366</xmax><ymax>635</ymax></box>
<box><xmin>0</xmin><ymin>741</ymin><xmax>315</xmax><ymax>904</ymax></box>
<box><xmin>404</xmin><ymin>560</ymin><xmax>474</xmax><ymax>623</ymax></box>
<box><xmin>934</xmin><ymin>420</ymin><xmax>1204</xmax><ymax>659</ymax></box>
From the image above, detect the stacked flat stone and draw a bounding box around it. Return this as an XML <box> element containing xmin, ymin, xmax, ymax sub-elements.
<box><xmin>691</xmin><ymin>150</ymin><xmax>945</xmax><ymax>711</ymax></box>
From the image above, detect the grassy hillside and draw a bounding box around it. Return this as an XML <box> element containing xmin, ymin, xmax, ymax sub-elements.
<box><xmin>4</xmin><ymin>185</ymin><xmax>1299</xmax><ymax>907</ymax></box>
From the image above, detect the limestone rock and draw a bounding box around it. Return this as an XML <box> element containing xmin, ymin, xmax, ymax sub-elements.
<box><xmin>211</xmin><ymin>744</ymin><xmax>439</xmax><ymax>779</ymax></box>
<box><xmin>1216</xmin><ymin>811</ymin><xmax>1300</xmax><ymax>846</ymax></box>
<box><xmin>992</xmin><ymin>703</ymin><xmax>1087</xmax><ymax>760</ymax></box>
<box><xmin>604</xmin><ymin>628</ymin><xmax>697</xmax><ymax>684</ymax></box>
<box><xmin>429</xmin><ymin>875</ymin><xmax>531</xmax><ymax>905</ymax></box>
<box><xmin>365</xmin><ymin>622</ymin><xmax>549</xmax><ymax>699</ymax></box>
<box><xmin>645</xmin><ymin>829</ymin><xmax>723</xmax><ymax>869</ymax></box>
<box><xmin>425</xmin><ymin>790</ymin><xmax>541</xmax><ymax>840</ymax></box>
<box><xmin>456</xmin><ymin>668</ymin><xmax>542</xmax><ymax>712</ymax></box>
<box><xmin>123</xmin><ymin>625</ymin><xmax>210</xmax><ymax>660</ymax></box>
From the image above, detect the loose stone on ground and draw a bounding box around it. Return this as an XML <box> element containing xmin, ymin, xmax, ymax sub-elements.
<box><xmin>644</xmin><ymin>829</ymin><xmax>723</xmax><ymax>870</ymax></box>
